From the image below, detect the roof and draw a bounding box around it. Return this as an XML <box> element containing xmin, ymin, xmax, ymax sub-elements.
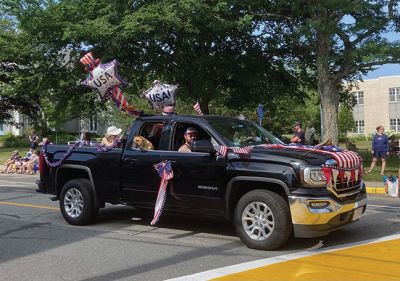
<box><xmin>138</xmin><ymin>114</ymin><xmax>240</xmax><ymax>123</ymax></box>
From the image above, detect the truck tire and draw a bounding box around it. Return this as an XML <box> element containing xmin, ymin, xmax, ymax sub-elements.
<box><xmin>234</xmin><ymin>189</ymin><xmax>292</xmax><ymax>250</ymax></box>
<box><xmin>59</xmin><ymin>179</ymin><xmax>98</xmax><ymax>225</ymax></box>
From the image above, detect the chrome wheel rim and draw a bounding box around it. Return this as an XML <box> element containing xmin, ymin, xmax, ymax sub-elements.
<box><xmin>242</xmin><ymin>202</ymin><xmax>274</xmax><ymax>241</ymax></box>
<box><xmin>64</xmin><ymin>188</ymin><xmax>84</xmax><ymax>218</ymax></box>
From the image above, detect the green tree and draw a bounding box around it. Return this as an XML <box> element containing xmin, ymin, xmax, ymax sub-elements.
<box><xmin>338</xmin><ymin>105</ymin><xmax>355</xmax><ymax>137</ymax></box>
<box><xmin>257</xmin><ymin>0</ymin><xmax>400</xmax><ymax>144</ymax></box>
<box><xmin>1</xmin><ymin>0</ymin><xmax>306</xmax><ymax>125</ymax></box>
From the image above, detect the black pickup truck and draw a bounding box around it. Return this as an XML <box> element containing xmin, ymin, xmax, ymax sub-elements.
<box><xmin>37</xmin><ymin>115</ymin><xmax>367</xmax><ymax>250</ymax></box>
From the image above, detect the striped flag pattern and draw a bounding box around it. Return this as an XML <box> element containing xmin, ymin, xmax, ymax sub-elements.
<box><xmin>79</xmin><ymin>52</ymin><xmax>100</xmax><ymax>71</ymax></box>
<box><xmin>110</xmin><ymin>87</ymin><xmax>142</xmax><ymax>117</ymax></box>
<box><xmin>218</xmin><ymin>146</ymin><xmax>229</xmax><ymax>158</ymax></box>
<box><xmin>254</xmin><ymin>144</ymin><xmax>363</xmax><ymax>189</ymax></box>
<box><xmin>218</xmin><ymin>142</ymin><xmax>362</xmax><ymax>191</ymax></box>
<box><xmin>193</xmin><ymin>101</ymin><xmax>203</xmax><ymax>115</ymax></box>
<box><xmin>151</xmin><ymin>161</ymin><xmax>174</xmax><ymax>225</ymax></box>
<box><xmin>218</xmin><ymin>145</ymin><xmax>254</xmax><ymax>159</ymax></box>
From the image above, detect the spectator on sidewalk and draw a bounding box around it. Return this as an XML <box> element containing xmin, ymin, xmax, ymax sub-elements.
<box><xmin>290</xmin><ymin>121</ymin><xmax>305</xmax><ymax>145</ymax></box>
<box><xmin>305</xmin><ymin>122</ymin><xmax>317</xmax><ymax>145</ymax></box>
<box><xmin>29</xmin><ymin>130</ymin><xmax>39</xmax><ymax>150</ymax></box>
<box><xmin>366</xmin><ymin>126</ymin><xmax>389</xmax><ymax>175</ymax></box>
<box><xmin>1</xmin><ymin>150</ymin><xmax>21</xmax><ymax>173</ymax></box>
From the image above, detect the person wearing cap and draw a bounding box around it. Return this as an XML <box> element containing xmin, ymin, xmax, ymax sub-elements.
<box><xmin>178</xmin><ymin>127</ymin><xmax>198</xmax><ymax>152</ymax></box>
<box><xmin>290</xmin><ymin>121</ymin><xmax>305</xmax><ymax>145</ymax></box>
<box><xmin>101</xmin><ymin>126</ymin><xmax>122</xmax><ymax>147</ymax></box>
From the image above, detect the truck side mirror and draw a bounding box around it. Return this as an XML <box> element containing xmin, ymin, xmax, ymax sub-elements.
<box><xmin>192</xmin><ymin>140</ymin><xmax>216</xmax><ymax>154</ymax></box>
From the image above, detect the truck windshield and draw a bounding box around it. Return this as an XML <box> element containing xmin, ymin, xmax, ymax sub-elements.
<box><xmin>208</xmin><ymin>119</ymin><xmax>284</xmax><ymax>147</ymax></box>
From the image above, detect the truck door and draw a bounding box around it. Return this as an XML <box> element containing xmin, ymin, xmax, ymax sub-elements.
<box><xmin>121</xmin><ymin>121</ymin><xmax>166</xmax><ymax>205</ymax></box>
<box><xmin>159</xmin><ymin>122</ymin><xmax>227</xmax><ymax>212</ymax></box>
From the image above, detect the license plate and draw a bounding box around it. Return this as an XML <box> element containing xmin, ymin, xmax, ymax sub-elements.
<box><xmin>352</xmin><ymin>207</ymin><xmax>363</xmax><ymax>221</ymax></box>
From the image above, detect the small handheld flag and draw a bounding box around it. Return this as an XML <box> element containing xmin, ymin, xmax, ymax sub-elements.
<box><xmin>193</xmin><ymin>101</ymin><xmax>203</xmax><ymax>115</ymax></box>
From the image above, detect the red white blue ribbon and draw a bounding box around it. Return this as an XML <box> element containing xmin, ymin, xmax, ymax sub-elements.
<box><xmin>151</xmin><ymin>160</ymin><xmax>174</xmax><ymax>225</ymax></box>
<box><xmin>108</xmin><ymin>87</ymin><xmax>143</xmax><ymax>117</ymax></box>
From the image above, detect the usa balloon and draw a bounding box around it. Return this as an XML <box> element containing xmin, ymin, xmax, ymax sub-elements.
<box><xmin>143</xmin><ymin>80</ymin><xmax>178</xmax><ymax>109</ymax></box>
<box><xmin>80</xmin><ymin>52</ymin><xmax>127</xmax><ymax>100</ymax></box>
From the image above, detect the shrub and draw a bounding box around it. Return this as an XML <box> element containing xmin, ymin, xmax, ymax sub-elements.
<box><xmin>2</xmin><ymin>134</ymin><xmax>29</xmax><ymax>148</ymax></box>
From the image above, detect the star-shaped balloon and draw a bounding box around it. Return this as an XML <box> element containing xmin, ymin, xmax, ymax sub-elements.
<box><xmin>143</xmin><ymin>80</ymin><xmax>178</xmax><ymax>109</ymax></box>
<box><xmin>81</xmin><ymin>59</ymin><xmax>127</xmax><ymax>100</ymax></box>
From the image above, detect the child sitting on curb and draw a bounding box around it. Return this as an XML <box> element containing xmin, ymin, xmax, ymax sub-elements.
<box><xmin>1</xmin><ymin>150</ymin><xmax>21</xmax><ymax>173</ymax></box>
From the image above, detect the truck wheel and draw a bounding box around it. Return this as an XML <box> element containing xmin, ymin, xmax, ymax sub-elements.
<box><xmin>60</xmin><ymin>179</ymin><xmax>98</xmax><ymax>225</ymax></box>
<box><xmin>234</xmin><ymin>189</ymin><xmax>292</xmax><ymax>250</ymax></box>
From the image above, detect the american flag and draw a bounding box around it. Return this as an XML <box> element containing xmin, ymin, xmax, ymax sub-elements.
<box><xmin>256</xmin><ymin>144</ymin><xmax>363</xmax><ymax>187</ymax></box>
<box><xmin>218</xmin><ymin>146</ymin><xmax>229</xmax><ymax>157</ymax></box>
<box><xmin>218</xmin><ymin>146</ymin><xmax>254</xmax><ymax>159</ymax></box>
<box><xmin>232</xmin><ymin>146</ymin><xmax>254</xmax><ymax>159</ymax></box>
<box><xmin>193</xmin><ymin>101</ymin><xmax>203</xmax><ymax>115</ymax></box>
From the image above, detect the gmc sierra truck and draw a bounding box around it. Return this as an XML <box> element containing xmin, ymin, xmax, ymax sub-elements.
<box><xmin>37</xmin><ymin>115</ymin><xmax>367</xmax><ymax>250</ymax></box>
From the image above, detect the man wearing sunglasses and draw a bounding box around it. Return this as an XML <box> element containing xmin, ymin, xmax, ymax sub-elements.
<box><xmin>178</xmin><ymin>127</ymin><xmax>198</xmax><ymax>152</ymax></box>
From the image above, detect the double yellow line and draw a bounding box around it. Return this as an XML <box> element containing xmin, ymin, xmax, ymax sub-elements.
<box><xmin>0</xmin><ymin>201</ymin><xmax>59</xmax><ymax>210</ymax></box>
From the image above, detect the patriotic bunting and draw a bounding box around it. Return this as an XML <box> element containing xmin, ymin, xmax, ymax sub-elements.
<box><xmin>151</xmin><ymin>161</ymin><xmax>174</xmax><ymax>225</ymax></box>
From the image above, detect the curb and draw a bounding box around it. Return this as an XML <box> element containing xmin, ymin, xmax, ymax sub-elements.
<box><xmin>366</xmin><ymin>187</ymin><xmax>386</xmax><ymax>194</ymax></box>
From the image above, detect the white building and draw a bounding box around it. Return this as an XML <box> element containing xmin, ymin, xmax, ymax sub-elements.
<box><xmin>351</xmin><ymin>75</ymin><xmax>400</xmax><ymax>135</ymax></box>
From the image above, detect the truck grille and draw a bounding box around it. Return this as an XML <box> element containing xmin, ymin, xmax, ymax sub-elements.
<box><xmin>331</xmin><ymin>178</ymin><xmax>362</xmax><ymax>197</ymax></box>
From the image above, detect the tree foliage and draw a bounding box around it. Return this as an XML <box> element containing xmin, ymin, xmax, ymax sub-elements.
<box><xmin>256</xmin><ymin>0</ymin><xmax>400</xmax><ymax>143</ymax></box>
<box><xmin>1</xmin><ymin>0</ymin><xmax>399</xmax><ymax>141</ymax></box>
<box><xmin>1</xmin><ymin>0</ymin><xmax>306</xmax><ymax>131</ymax></box>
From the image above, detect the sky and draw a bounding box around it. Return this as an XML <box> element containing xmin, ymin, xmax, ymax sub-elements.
<box><xmin>363</xmin><ymin>64</ymin><xmax>400</xmax><ymax>80</ymax></box>
<box><xmin>362</xmin><ymin>29</ymin><xmax>400</xmax><ymax>80</ymax></box>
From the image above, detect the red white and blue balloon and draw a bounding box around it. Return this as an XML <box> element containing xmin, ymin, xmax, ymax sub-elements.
<box><xmin>143</xmin><ymin>80</ymin><xmax>178</xmax><ymax>109</ymax></box>
<box><xmin>81</xmin><ymin>53</ymin><xmax>128</xmax><ymax>100</ymax></box>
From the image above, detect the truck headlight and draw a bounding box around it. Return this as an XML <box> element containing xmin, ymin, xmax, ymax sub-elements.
<box><xmin>302</xmin><ymin>167</ymin><xmax>326</xmax><ymax>187</ymax></box>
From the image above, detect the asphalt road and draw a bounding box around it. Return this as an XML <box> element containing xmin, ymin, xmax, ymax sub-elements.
<box><xmin>0</xmin><ymin>174</ymin><xmax>400</xmax><ymax>281</ymax></box>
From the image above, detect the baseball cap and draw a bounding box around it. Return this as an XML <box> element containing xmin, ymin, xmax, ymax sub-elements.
<box><xmin>184</xmin><ymin>127</ymin><xmax>198</xmax><ymax>134</ymax></box>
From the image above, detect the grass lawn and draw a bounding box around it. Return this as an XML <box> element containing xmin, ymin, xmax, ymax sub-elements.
<box><xmin>0</xmin><ymin>147</ymin><xmax>31</xmax><ymax>166</ymax></box>
<box><xmin>357</xmin><ymin>150</ymin><xmax>399</xmax><ymax>182</ymax></box>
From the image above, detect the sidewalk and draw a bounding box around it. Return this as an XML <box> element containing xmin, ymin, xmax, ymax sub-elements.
<box><xmin>365</xmin><ymin>181</ymin><xmax>386</xmax><ymax>195</ymax></box>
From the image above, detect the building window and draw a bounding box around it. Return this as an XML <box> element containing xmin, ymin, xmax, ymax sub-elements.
<box><xmin>89</xmin><ymin>116</ymin><xmax>98</xmax><ymax>132</ymax></box>
<box><xmin>354</xmin><ymin>120</ymin><xmax>365</xmax><ymax>134</ymax></box>
<box><xmin>390</xmin><ymin>118</ymin><xmax>400</xmax><ymax>132</ymax></box>
<box><xmin>353</xmin><ymin>91</ymin><xmax>364</xmax><ymax>105</ymax></box>
<box><xmin>389</xmin><ymin>87</ymin><xmax>400</xmax><ymax>102</ymax></box>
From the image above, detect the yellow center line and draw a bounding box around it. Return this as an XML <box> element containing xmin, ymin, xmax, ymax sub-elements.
<box><xmin>0</xmin><ymin>201</ymin><xmax>59</xmax><ymax>211</ymax></box>
<box><xmin>213</xmin><ymin>239</ymin><xmax>400</xmax><ymax>281</ymax></box>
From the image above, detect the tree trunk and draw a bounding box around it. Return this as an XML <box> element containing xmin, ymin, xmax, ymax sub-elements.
<box><xmin>319</xmin><ymin>80</ymin><xmax>339</xmax><ymax>145</ymax></box>
<box><xmin>317</xmin><ymin>27</ymin><xmax>340</xmax><ymax>145</ymax></box>
<box><xmin>200</xmin><ymin>99</ymin><xmax>210</xmax><ymax>115</ymax></box>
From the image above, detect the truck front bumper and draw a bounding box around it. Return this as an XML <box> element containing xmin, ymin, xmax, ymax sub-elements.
<box><xmin>289</xmin><ymin>183</ymin><xmax>367</xmax><ymax>238</ymax></box>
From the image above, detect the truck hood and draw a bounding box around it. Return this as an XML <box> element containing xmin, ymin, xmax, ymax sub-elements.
<box><xmin>248</xmin><ymin>146</ymin><xmax>334</xmax><ymax>166</ymax></box>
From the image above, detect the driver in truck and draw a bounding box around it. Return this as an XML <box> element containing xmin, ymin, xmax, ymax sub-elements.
<box><xmin>178</xmin><ymin>127</ymin><xmax>198</xmax><ymax>152</ymax></box>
